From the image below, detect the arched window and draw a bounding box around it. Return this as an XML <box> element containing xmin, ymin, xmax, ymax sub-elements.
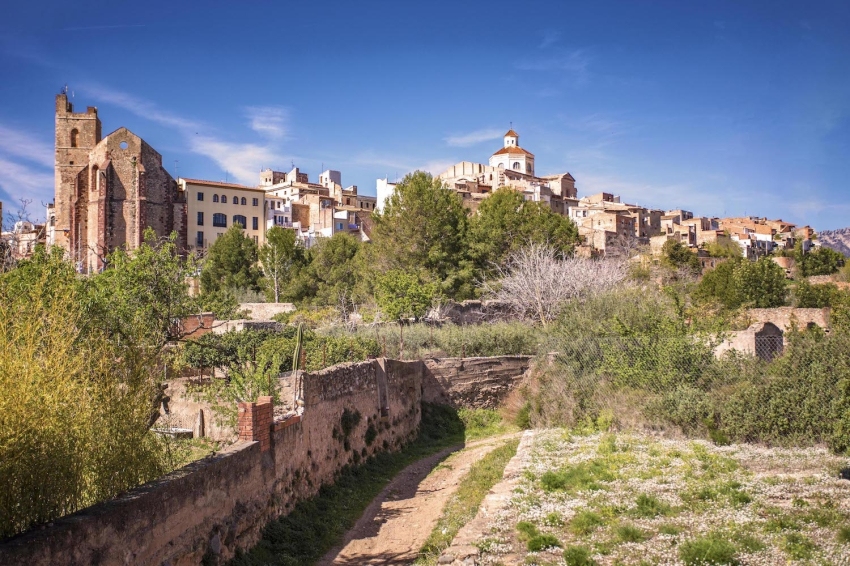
<box><xmin>512</xmin><ymin>162</ymin><xmax>521</xmax><ymax>170</ymax></box>
<box><xmin>241</xmin><ymin>197</ymin><xmax>247</xmax><ymax>205</ymax></box>
<box><xmin>526</xmin><ymin>163</ymin><xmax>532</xmax><ymax>174</ymax></box>
<box><xmin>213</xmin><ymin>194</ymin><xmax>219</xmax><ymax>203</ymax></box>
<box><xmin>233</xmin><ymin>215</ymin><xmax>247</xmax><ymax>228</ymax></box>
<box><xmin>91</xmin><ymin>165</ymin><xmax>99</xmax><ymax>192</ymax></box>
<box><xmin>221</xmin><ymin>195</ymin><xmax>228</xmax><ymax>204</ymax></box>
<box><xmin>70</xmin><ymin>129</ymin><xmax>79</xmax><ymax>148</ymax></box>
<box><xmin>212</xmin><ymin>213</ymin><xmax>227</xmax><ymax>227</ymax></box>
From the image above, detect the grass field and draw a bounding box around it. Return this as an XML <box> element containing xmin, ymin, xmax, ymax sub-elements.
<box><xmin>469</xmin><ymin>430</ymin><xmax>850</xmax><ymax>565</ymax></box>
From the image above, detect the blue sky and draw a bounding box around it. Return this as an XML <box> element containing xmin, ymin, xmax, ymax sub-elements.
<box><xmin>1</xmin><ymin>0</ymin><xmax>848</xmax><ymax>229</ymax></box>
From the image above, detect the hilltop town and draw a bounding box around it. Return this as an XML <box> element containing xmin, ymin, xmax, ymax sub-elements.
<box><xmin>3</xmin><ymin>92</ymin><xmax>850</xmax><ymax>566</ymax></box>
<box><xmin>0</xmin><ymin>93</ymin><xmax>838</xmax><ymax>269</ymax></box>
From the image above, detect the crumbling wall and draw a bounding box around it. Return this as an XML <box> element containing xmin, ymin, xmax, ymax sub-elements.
<box><xmin>239</xmin><ymin>302</ymin><xmax>296</xmax><ymax>320</ymax></box>
<box><xmin>745</xmin><ymin>307</ymin><xmax>830</xmax><ymax>332</ymax></box>
<box><xmin>422</xmin><ymin>356</ymin><xmax>531</xmax><ymax>409</ymax></box>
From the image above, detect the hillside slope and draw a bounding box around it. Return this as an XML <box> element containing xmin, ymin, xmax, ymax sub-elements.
<box><xmin>819</xmin><ymin>227</ymin><xmax>850</xmax><ymax>257</ymax></box>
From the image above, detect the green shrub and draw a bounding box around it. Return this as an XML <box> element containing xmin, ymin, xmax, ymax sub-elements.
<box><xmin>563</xmin><ymin>545</ymin><xmax>598</xmax><ymax>566</ymax></box>
<box><xmin>615</xmin><ymin>523</ymin><xmax>646</xmax><ymax>543</ymax></box>
<box><xmin>837</xmin><ymin>525</ymin><xmax>850</xmax><ymax>544</ymax></box>
<box><xmin>540</xmin><ymin>459</ymin><xmax>615</xmax><ymax>493</ymax></box>
<box><xmin>569</xmin><ymin>509</ymin><xmax>605</xmax><ymax>535</ymax></box>
<box><xmin>679</xmin><ymin>533</ymin><xmax>739</xmax><ymax>565</ymax></box>
<box><xmin>527</xmin><ymin>533</ymin><xmax>562</xmax><ymax>552</ymax></box>
<box><xmin>633</xmin><ymin>493</ymin><xmax>672</xmax><ymax>518</ymax></box>
<box><xmin>783</xmin><ymin>532</ymin><xmax>815</xmax><ymax>560</ymax></box>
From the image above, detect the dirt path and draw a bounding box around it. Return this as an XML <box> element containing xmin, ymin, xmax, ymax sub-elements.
<box><xmin>438</xmin><ymin>430</ymin><xmax>535</xmax><ymax>565</ymax></box>
<box><xmin>316</xmin><ymin>434</ymin><xmax>519</xmax><ymax>566</ymax></box>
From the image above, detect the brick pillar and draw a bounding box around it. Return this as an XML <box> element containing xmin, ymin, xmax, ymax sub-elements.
<box><xmin>237</xmin><ymin>396</ymin><xmax>274</xmax><ymax>452</ymax></box>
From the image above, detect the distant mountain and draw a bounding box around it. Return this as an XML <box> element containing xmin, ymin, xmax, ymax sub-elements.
<box><xmin>819</xmin><ymin>227</ymin><xmax>850</xmax><ymax>257</ymax></box>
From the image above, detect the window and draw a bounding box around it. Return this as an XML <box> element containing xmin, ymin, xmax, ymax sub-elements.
<box><xmin>233</xmin><ymin>214</ymin><xmax>247</xmax><ymax>228</ymax></box>
<box><xmin>213</xmin><ymin>213</ymin><xmax>227</xmax><ymax>227</ymax></box>
<box><xmin>346</xmin><ymin>198</ymin><xmax>350</xmax><ymax>205</ymax></box>
<box><xmin>512</xmin><ymin>162</ymin><xmax>521</xmax><ymax>170</ymax></box>
<box><xmin>197</xmin><ymin>211</ymin><xmax>204</xmax><ymax>226</ymax></box>
<box><xmin>253</xmin><ymin>235</ymin><xmax>258</xmax><ymax>245</ymax></box>
<box><xmin>213</xmin><ymin>194</ymin><xmax>219</xmax><ymax>203</ymax></box>
<box><xmin>252</xmin><ymin>217</ymin><xmax>258</xmax><ymax>230</ymax></box>
<box><xmin>241</xmin><ymin>197</ymin><xmax>247</xmax><ymax>205</ymax></box>
<box><xmin>336</xmin><ymin>222</ymin><xmax>344</xmax><ymax>231</ymax></box>
<box><xmin>221</xmin><ymin>195</ymin><xmax>228</xmax><ymax>204</ymax></box>
<box><xmin>70</xmin><ymin>129</ymin><xmax>79</xmax><ymax>148</ymax></box>
<box><xmin>197</xmin><ymin>192</ymin><xmax>204</xmax><ymax>201</ymax></box>
<box><xmin>253</xmin><ymin>198</ymin><xmax>259</xmax><ymax>206</ymax></box>
<box><xmin>196</xmin><ymin>231</ymin><xmax>204</xmax><ymax>247</ymax></box>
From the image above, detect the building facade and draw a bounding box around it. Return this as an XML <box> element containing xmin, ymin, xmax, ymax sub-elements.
<box><xmin>180</xmin><ymin>178</ymin><xmax>267</xmax><ymax>253</ymax></box>
<box><xmin>52</xmin><ymin>93</ymin><xmax>186</xmax><ymax>272</ymax></box>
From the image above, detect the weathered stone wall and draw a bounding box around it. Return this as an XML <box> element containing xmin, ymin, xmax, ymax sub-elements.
<box><xmin>0</xmin><ymin>359</ymin><xmax>423</xmax><ymax>566</ymax></box>
<box><xmin>422</xmin><ymin>356</ymin><xmax>531</xmax><ymax>409</ymax></box>
<box><xmin>745</xmin><ymin>307</ymin><xmax>830</xmax><ymax>332</ymax></box>
<box><xmin>240</xmin><ymin>302</ymin><xmax>296</xmax><ymax>320</ymax></box>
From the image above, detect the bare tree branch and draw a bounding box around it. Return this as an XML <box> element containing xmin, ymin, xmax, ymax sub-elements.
<box><xmin>483</xmin><ymin>243</ymin><xmax>629</xmax><ymax>327</ymax></box>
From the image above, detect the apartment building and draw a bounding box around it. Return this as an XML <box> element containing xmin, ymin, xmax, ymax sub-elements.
<box><xmin>180</xmin><ymin>178</ymin><xmax>266</xmax><ymax>253</ymax></box>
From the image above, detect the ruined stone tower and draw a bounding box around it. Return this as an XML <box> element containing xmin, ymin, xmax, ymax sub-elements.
<box><xmin>53</xmin><ymin>93</ymin><xmax>187</xmax><ymax>272</ymax></box>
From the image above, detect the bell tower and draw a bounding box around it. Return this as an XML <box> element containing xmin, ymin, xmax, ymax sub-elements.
<box><xmin>54</xmin><ymin>91</ymin><xmax>101</xmax><ymax>254</ymax></box>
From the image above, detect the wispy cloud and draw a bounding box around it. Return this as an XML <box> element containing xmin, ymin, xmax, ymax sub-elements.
<box><xmin>0</xmin><ymin>125</ymin><xmax>53</xmax><ymax>168</ymax></box>
<box><xmin>444</xmin><ymin>128</ymin><xmax>504</xmax><ymax>147</ymax></box>
<box><xmin>0</xmin><ymin>156</ymin><xmax>54</xmax><ymax>212</ymax></box>
<box><xmin>0</xmin><ymin>123</ymin><xmax>54</xmax><ymax>218</ymax></box>
<box><xmin>245</xmin><ymin>106</ymin><xmax>289</xmax><ymax>139</ymax></box>
<box><xmin>80</xmin><ymin>84</ymin><xmax>294</xmax><ymax>186</ymax></box>
<box><xmin>81</xmin><ymin>84</ymin><xmax>202</xmax><ymax>131</ymax></box>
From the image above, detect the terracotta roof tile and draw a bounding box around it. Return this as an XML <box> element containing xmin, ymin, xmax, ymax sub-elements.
<box><xmin>491</xmin><ymin>146</ymin><xmax>534</xmax><ymax>156</ymax></box>
<box><xmin>504</xmin><ymin>129</ymin><xmax>519</xmax><ymax>137</ymax></box>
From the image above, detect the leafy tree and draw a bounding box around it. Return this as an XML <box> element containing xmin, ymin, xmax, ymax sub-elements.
<box><xmin>200</xmin><ymin>223</ymin><xmax>261</xmax><ymax>295</ymax></box>
<box><xmin>696</xmin><ymin>257</ymin><xmax>787</xmax><ymax>309</ymax></box>
<box><xmin>287</xmin><ymin>233</ymin><xmax>363</xmax><ymax>313</ymax></box>
<box><xmin>375</xmin><ymin>270</ymin><xmax>437</xmax><ymax>322</ymax></box>
<box><xmin>468</xmin><ymin>187</ymin><xmax>579</xmax><ymax>272</ymax></box>
<box><xmin>694</xmin><ymin>259</ymin><xmax>743</xmax><ymax>309</ymax></box>
<box><xmin>661</xmin><ymin>240</ymin><xmax>701</xmax><ymax>273</ymax></box>
<box><xmin>91</xmin><ymin>229</ymin><xmax>199</xmax><ymax>351</ymax></box>
<box><xmin>703</xmin><ymin>238</ymin><xmax>743</xmax><ymax>259</ymax></box>
<box><xmin>259</xmin><ymin>227</ymin><xmax>302</xmax><ymax>303</ymax></box>
<box><xmin>798</xmin><ymin>244</ymin><xmax>845</xmax><ymax>277</ymax></box>
<box><xmin>736</xmin><ymin>256</ymin><xmax>787</xmax><ymax>308</ymax></box>
<box><xmin>371</xmin><ymin>171</ymin><xmax>474</xmax><ymax>299</ymax></box>
<box><xmin>794</xmin><ymin>280</ymin><xmax>842</xmax><ymax>308</ymax></box>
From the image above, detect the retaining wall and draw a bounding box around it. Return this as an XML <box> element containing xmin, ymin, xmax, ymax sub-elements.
<box><xmin>422</xmin><ymin>356</ymin><xmax>532</xmax><ymax>409</ymax></box>
<box><xmin>0</xmin><ymin>359</ymin><xmax>423</xmax><ymax>566</ymax></box>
